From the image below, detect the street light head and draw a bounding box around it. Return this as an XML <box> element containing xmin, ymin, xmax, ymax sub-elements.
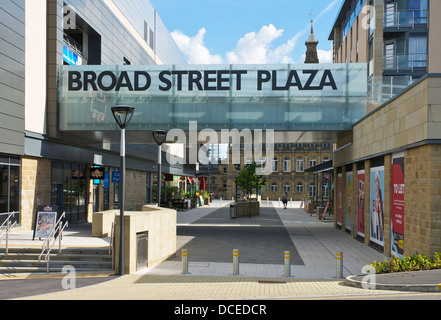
<box><xmin>111</xmin><ymin>105</ymin><xmax>135</xmax><ymax>129</ymax></box>
<box><xmin>234</xmin><ymin>164</ymin><xmax>241</xmax><ymax>171</ymax></box>
<box><xmin>152</xmin><ymin>130</ymin><xmax>168</xmax><ymax>146</ymax></box>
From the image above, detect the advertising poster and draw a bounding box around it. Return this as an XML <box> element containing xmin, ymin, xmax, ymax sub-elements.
<box><xmin>391</xmin><ymin>153</ymin><xmax>405</xmax><ymax>258</ymax></box>
<box><xmin>33</xmin><ymin>205</ymin><xmax>58</xmax><ymax>240</ymax></box>
<box><xmin>357</xmin><ymin>170</ymin><xmax>365</xmax><ymax>237</ymax></box>
<box><xmin>337</xmin><ymin>173</ymin><xmax>342</xmax><ymax>226</ymax></box>
<box><xmin>345</xmin><ymin>171</ymin><xmax>353</xmax><ymax>231</ymax></box>
<box><xmin>370</xmin><ymin>166</ymin><xmax>385</xmax><ymax>246</ymax></box>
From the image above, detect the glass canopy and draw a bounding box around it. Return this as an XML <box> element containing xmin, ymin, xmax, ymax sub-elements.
<box><xmin>58</xmin><ymin>63</ymin><xmax>367</xmax><ymax>132</ymax></box>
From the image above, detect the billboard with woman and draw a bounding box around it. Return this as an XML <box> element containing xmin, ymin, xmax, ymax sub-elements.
<box><xmin>370</xmin><ymin>166</ymin><xmax>384</xmax><ymax>246</ymax></box>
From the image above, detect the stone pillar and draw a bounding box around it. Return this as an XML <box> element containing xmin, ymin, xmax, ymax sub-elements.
<box><xmin>383</xmin><ymin>154</ymin><xmax>392</xmax><ymax>256</ymax></box>
<box><xmin>364</xmin><ymin>160</ymin><xmax>371</xmax><ymax>246</ymax></box>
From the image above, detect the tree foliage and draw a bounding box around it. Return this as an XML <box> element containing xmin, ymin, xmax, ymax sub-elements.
<box><xmin>236</xmin><ymin>162</ymin><xmax>266</xmax><ymax>196</ymax></box>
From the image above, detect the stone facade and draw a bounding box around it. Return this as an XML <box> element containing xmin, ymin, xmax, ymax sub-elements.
<box><xmin>211</xmin><ymin>144</ymin><xmax>332</xmax><ymax>201</ymax></box>
<box><xmin>334</xmin><ymin>76</ymin><xmax>441</xmax><ymax>257</ymax></box>
<box><xmin>20</xmin><ymin>157</ymin><xmax>51</xmax><ymax>231</ymax></box>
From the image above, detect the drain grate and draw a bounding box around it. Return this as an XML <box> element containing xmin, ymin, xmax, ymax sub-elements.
<box><xmin>258</xmin><ymin>280</ymin><xmax>286</xmax><ymax>284</ymax></box>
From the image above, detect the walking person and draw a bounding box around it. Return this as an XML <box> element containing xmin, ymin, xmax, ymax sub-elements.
<box><xmin>282</xmin><ymin>192</ymin><xmax>288</xmax><ymax>209</ymax></box>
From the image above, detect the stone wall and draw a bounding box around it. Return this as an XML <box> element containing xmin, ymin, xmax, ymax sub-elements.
<box><xmin>333</xmin><ymin>76</ymin><xmax>441</xmax><ymax>257</ymax></box>
<box><xmin>405</xmin><ymin>145</ymin><xmax>441</xmax><ymax>256</ymax></box>
<box><xmin>20</xmin><ymin>157</ymin><xmax>51</xmax><ymax>231</ymax></box>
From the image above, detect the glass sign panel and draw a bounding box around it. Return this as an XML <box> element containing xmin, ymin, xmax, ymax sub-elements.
<box><xmin>58</xmin><ymin>64</ymin><xmax>367</xmax><ymax>131</ymax></box>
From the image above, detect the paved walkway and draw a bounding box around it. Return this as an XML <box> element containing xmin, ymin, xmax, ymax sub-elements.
<box><xmin>140</xmin><ymin>201</ymin><xmax>387</xmax><ymax>279</ymax></box>
<box><xmin>2</xmin><ymin>201</ymin><xmax>441</xmax><ymax>300</ymax></box>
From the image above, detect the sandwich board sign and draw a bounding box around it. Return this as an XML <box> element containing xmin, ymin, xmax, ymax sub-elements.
<box><xmin>33</xmin><ymin>205</ymin><xmax>58</xmax><ymax>240</ymax></box>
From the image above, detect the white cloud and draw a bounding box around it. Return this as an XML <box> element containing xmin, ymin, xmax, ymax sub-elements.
<box><xmin>170</xmin><ymin>0</ymin><xmax>340</xmax><ymax>65</ymax></box>
<box><xmin>172</xmin><ymin>24</ymin><xmax>302</xmax><ymax>65</ymax></box>
<box><xmin>171</xmin><ymin>28</ymin><xmax>223</xmax><ymax>64</ymax></box>
<box><xmin>318</xmin><ymin>49</ymin><xmax>333</xmax><ymax>63</ymax></box>
<box><xmin>225</xmin><ymin>24</ymin><xmax>295</xmax><ymax>64</ymax></box>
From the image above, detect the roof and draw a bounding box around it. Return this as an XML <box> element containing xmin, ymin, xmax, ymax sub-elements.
<box><xmin>305</xmin><ymin>160</ymin><xmax>334</xmax><ymax>174</ymax></box>
<box><xmin>328</xmin><ymin>0</ymin><xmax>353</xmax><ymax>41</ymax></box>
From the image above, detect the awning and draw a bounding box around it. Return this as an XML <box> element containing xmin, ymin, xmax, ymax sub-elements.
<box><xmin>305</xmin><ymin>160</ymin><xmax>334</xmax><ymax>174</ymax></box>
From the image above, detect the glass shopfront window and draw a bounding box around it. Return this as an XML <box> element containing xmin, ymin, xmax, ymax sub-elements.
<box><xmin>0</xmin><ymin>156</ymin><xmax>20</xmax><ymax>226</ymax></box>
<box><xmin>51</xmin><ymin>161</ymin><xmax>87</xmax><ymax>222</ymax></box>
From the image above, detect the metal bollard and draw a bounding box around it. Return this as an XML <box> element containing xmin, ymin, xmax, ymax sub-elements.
<box><xmin>336</xmin><ymin>252</ymin><xmax>344</xmax><ymax>278</ymax></box>
<box><xmin>182</xmin><ymin>249</ymin><xmax>189</xmax><ymax>274</ymax></box>
<box><xmin>233</xmin><ymin>249</ymin><xmax>240</xmax><ymax>275</ymax></box>
<box><xmin>284</xmin><ymin>251</ymin><xmax>291</xmax><ymax>277</ymax></box>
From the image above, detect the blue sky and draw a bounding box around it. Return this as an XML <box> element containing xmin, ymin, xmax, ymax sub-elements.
<box><xmin>150</xmin><ymin>0</ymin><xmax>343</xmax><ymax>64</ymax></box>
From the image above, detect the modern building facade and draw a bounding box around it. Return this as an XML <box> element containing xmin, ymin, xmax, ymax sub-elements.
<box><xmin>329</xmin><ymin>0</ymin><xmax>437</xmax><ymax>107</ymax></box>
<box><xmin>329</xmin><ymin>0</ymin><xmax>441</xmax><ymax>257</ymax></box>
<box><xmin>1</xmin><ymin>0</ymin><xmax>194</xmax><ymax>230</ymax></box>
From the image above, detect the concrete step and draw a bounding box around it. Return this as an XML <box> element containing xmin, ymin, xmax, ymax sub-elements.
<box><xmin>0</xmin><ymin>259</ymin><xmax>112</xmax><ymax>269</ymax></box>
<box><xmin>0</xmin><ymin>246</ymin><xmax>114</xmax><ymax>274</ymax></box>
<box><xmin>0</xmin><ymin>253</ymin><xmax>111</xmax><ymax>261</ymax></box>
<box><xmin>0</xmin><ymin>266</ymin><xmax>114</xmax><ymax>274</ymax></box>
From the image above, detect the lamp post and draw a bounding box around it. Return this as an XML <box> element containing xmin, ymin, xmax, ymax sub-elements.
<box><xmin>152</xmin><ymin>130</ymin><xmax>167</xmax><ymax>207</ymax></box>
<box><xmin>234</xmin><ymin>163</ymin><xmax>241</xmax><ymax>202</ymax></box>
<box><xmin>111</xmin><ymin>105</ymin><xmax>135</xmax><ymax>275</ymax></box>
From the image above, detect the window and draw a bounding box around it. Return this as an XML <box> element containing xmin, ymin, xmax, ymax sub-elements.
<box><xmin>149</xmin><ymin>28</ymin><xmax>154</xmax><ymax>49</ymax></box>
<box><xmin>296</xmin><ymin>158</ymin><xmax>304</xmax><ymax>172</ymax></box>
<box><xmin>283</xmin><ymin>183</ymin><xmax>291</xmax><ymax>193</ymax></box>
<box><xmin>309</xmin><ymin>158</ymin><xmax>317</xmax><ymax>168</ymax></box>
<box><xmin>144</xmin><ymin>21</ymin><xmax>148</xmax><ymax>43</ymax></box>
<box><xmin>322</xmin><ymin>183</ymin><xmax>330</xmax><ymax>198</ymax></box>
<box><xmin>408</xmin><ymin>36</ymin><xmax>427</xmax><ymax>68</ymax></box>
<box><xmin>271</xmin><ymin>158</ymin><xmax>278</xmax><ymax>172</ymax></box>
<box><xmin>410</xmin><ymin>0</ymin><xmax>428</xmax><ymax>24</ymax></box>
<box><xmin>270</xmin><ymin>183</ymin><xmax>278</xmax><ymax>192</ymax></box>
<box><xmin>0</xmin><ymin>157</ymin><xmax>20</xmax><ymax>225</ymax></box>
<box><xmin>309</xmin><ymin>183</ymin><xmax>317</xmax><ymax>198</ymax></box>
<box><xmin>384</xmin><ymin>42</ymin><xmax>395</xmax><ymax>70</ymax></box>
<box><xmin>296</xmin><ymin>183</ymin><xmax>304</xmax><ymax>193</ymax></box>
<box><xmin>283</xmin><ymin>157</ymin><xmax>291</xmax><ymax>172</ymax></box>
<box><xmin>51</xmin><ymin>161</ymin><xmax>87</xmax><ymax>222</ymax></box>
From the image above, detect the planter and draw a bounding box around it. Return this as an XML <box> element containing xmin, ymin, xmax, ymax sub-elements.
<box><xmin>233</xmin><ymin>200</ymin><xmax>260</xmax><ymax>218</ymax></box>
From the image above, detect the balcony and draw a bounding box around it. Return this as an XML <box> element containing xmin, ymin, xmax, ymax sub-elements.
<box><xmin>384</xmin><ymin>10</ymin><xmax>428</xmax><ymax>29</ymax></box>
<box><xmin>368</xmin><ymin>75</ymin><xmax>415</xmax><ymax>104</ymax></box>
<box><xmin>383</xmin><ymin>53</ymin><xmax>427</xmax><ymax>73</ymax></box>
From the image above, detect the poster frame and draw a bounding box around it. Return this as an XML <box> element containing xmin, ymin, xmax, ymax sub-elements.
<box><xmin>32</xmin><ymin>205</ymin><xmax>59</xmax><ymax>240</ymax></box>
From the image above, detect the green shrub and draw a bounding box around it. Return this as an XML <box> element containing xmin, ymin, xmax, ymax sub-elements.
<box><xmin>371</xmin><ymin>252</ymin><xmax>441</xmax><ymax>274</ymax></box>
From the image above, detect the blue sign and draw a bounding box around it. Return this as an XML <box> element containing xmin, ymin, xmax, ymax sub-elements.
<box><xmin>63</xmin><ymin>45</ymin><xmax>82</xmax><ymax>66</ymax></box>
<box><xmin>104</xmin><ymin>172</ymin><xmax>109</xmax><ymax>188</ymax></box>
<box><xmin>112</xmin><ymin>171</ymin><xmax>120</xmax><ymax>183</ymax></box>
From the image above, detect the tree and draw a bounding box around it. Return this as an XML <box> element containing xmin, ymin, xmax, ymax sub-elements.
<box><xmin>236</xmin><ymin>162</ymin><xmax>266</xmax><ymax>198</ymax></box>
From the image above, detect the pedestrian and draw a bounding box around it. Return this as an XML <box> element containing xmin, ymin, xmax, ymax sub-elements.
<box><xmin>282</xmin><ymin>192</ymin><xmax>288</xmax><ymax>209</ymax></box>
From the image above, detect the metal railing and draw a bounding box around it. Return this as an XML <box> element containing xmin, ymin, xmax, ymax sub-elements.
<box><xmin>0</xmin><ymin>212</ymin><xmax>17</xmax><ymax>255</ymax></box>
<box><xmin>110</xmin><ymin>220</ymin><xmax>115</xmax><ymax>269</ymax></box>
<box><xmin>384</xmin><ymin>10</ymin><xmax>428</xmax><ymax>29</ymax></box>
<box><xmin>368</xmin><ymin>75</ymin><xmax>415</xmax><ymax>104</ymax></box>
<box><xmin>383</xmin><ymin>53</ymin><xmax>427</xmax><ymax>73</ymax></box>
<box><xmin>38</xmin><ymin>212</ymin><xmax>68</xmax><ymax>273</ymax></box>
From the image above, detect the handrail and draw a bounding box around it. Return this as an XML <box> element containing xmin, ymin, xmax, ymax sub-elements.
<box><xmin>38</xmin><ymin>212</ymin><xmax>68</xmax><ymax>273</ymax></box>
<box><xmin>110</xmin><ymin>220</ymin><xmax>115</xmax><ymax>269</ymax></box>
<box><xmin>0</xmin><ymin>212</ymin><xmax>17</xmax><ymax>255</ymax></box>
